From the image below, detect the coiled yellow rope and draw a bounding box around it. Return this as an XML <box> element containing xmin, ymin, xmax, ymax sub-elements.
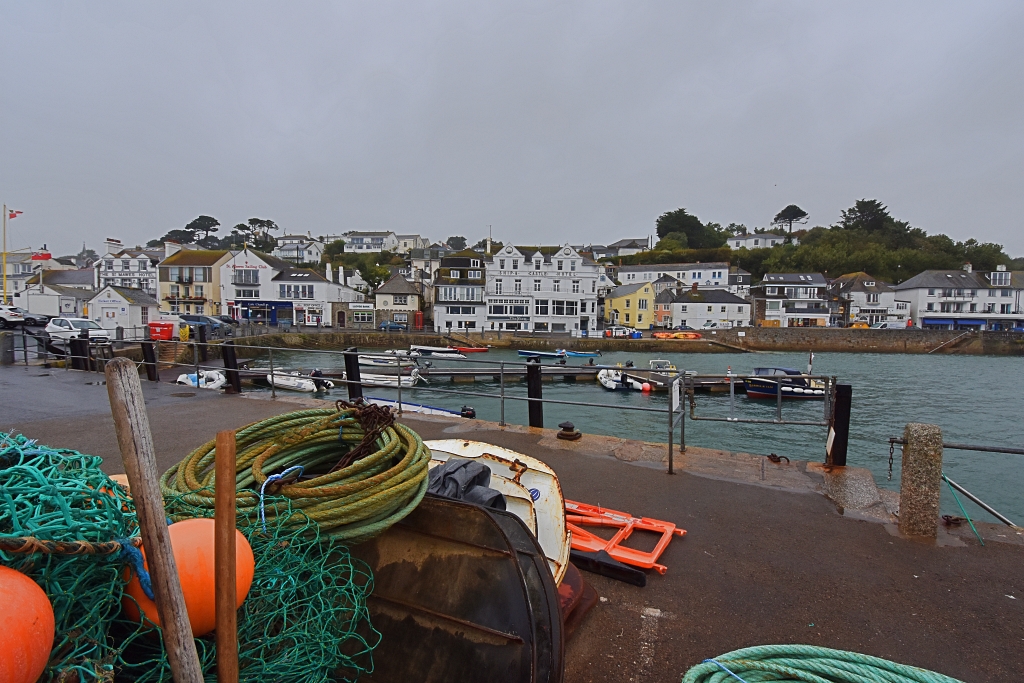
<box><xmin>160</xmin><ymin>405</ymin><xmax>430</xmax><ymax>544</ymax></box>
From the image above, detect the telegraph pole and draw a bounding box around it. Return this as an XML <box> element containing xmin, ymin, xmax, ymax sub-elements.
<box><xmin>3</xmin><ymin>204</ymin><xmax>8</xmax><ymax>304</ymax></box>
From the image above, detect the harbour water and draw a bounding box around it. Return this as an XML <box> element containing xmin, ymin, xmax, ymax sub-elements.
<box><xmin>249</xmin><ymin>347</ymin><xmax>1024</xmax><ymax>526</ymax></box>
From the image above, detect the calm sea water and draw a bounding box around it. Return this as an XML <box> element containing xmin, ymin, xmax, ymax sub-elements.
<box><xmin>248</xmin><ymin>346</ymin><xmax>1023</xmax><ymax>525</ymax></box>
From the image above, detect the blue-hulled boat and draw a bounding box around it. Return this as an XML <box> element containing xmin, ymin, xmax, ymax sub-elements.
<box><xmin>556</xmin><ymin>349</ymin><xmax>601</xmax><ymax>357</ymax></box>
<box><xmin>517</xmin><ymin>350</ymin><xmax>566</xmax><ymax>358</ymax></box>
<box><xmin>743</xmin><ymin>367</ymin><xmax>826</xmax><ymax>399</ymax></box>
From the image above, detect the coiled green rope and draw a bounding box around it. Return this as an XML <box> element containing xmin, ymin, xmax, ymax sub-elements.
<box><xmin>682</xmin><ymin>645</ymin><xmax>966</xmax><ymax>683</ymax></box>
<box><xmin>160</xmin><ymin>405</ymin><xmax>430</xmax><ymax>544</ymax></box>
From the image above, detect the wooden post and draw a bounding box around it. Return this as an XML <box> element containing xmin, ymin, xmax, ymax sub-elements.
<box><xmin>215</xmin><ymin>431</ymin><xmax>239</xmax><ymax>683</ymax></box>
<box><xmin>526</xmin><ymin>358</ymin><xmax>543</xmax><ymax>428</ymax></box>
<box><xmin>104</xmin><ymin>358</ymin><xmax>204</xmax><ymax>683</ymax></box>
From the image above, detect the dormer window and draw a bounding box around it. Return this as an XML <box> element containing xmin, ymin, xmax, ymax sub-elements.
<box><xmin>450</xmin><ymin>270</ymin><xmax>460</xmax><ymax>279</ymax></box>
<box><xmin>470</xmin><ymin>259</ymin><xmax>480</xmax><ymax>268</ymax></box>
<box><xmin>865</xmin><ymin>281</ymin><xmax>874</xmax><ymax>286</ymax></box>
<box><xmin>534</xmin><ymin>260</ymin><xmax>541</xmax><ymax>270</ymax></box>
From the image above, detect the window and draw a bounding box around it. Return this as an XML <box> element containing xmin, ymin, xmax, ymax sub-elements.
<box><xmin>926</xmin><ymin>303</ymin><xmax>934</xmax><ymax>311</ymax></box>
<box><xmin>721</xmin><ymin>306</ymin><xmax>727</xmax><ymax>313</ymax></box>
<box><xmin>572</xmin><ymin>280</ymin><xmax>580</xmax><ymax>293</ymax></box>
<box><xmin>928</xmin><ymin>288</ymin><xmax>935</xmax><ymax>296</ymax></box>
<box><xmin>624</xmin><ymin>313</ymin><xmax>630</xmax><ymax>323</ymax></box>
<box><xmin>681</xmin><ymin>305</ymin><xmax>688</xmax><ymax>312</ymax></box>
<box><xmin>766</xmin><ymin>287</ymin><xmax>777</xmax><ymax>295</ymax></box>
<box><xmin>170</xmin><ymin>285</ymin><xmax>180</xmax><ymax>297</ymax></box>
<box><xmin>105</xmin><ymin>260</ymin><xmax>114</xmax><ymax>270</ymax></box>
<box><xmin>1001</xmin><ymin>304</ymin><xmax>1012</xmax><ymax>314</ymax></box>
<box><xmin>194</xmin><ymin>285</ymin><xmax>204</xmax><ymax>298</ymax></box>
<box><xmin>194</xmin><ymin>268</ymin><xmax>208</xmax><ymax>283</ymax></box>
<box><xmin>991</xmin><ymin>271</ymin><xmax>1010</xmax><ymax>286</ymax></box>
<box><xmin>393</xmin><ymin>295</ymin><xmax>408</xmax><ymax>305</ymax></box>
<box><xmin>440</xmin><ymin>286</ymin><xmax>456</xmax><ymax>300</ymax></box>
<box><xmin>768</xmin><ymin>301</ymin><xmax>780</xmax><ymax>310</ymax></box>
<box><xmin>534</xmin><ymin>260</ymin><xmax>541</xmax><ymax>270</ymax></box>
<box><xmin>1002</xmin><ymin>289</ymin><xmax>1012</xmax><ymax>297</ymax></box>
<box><xmin>591</xmin><ymin>280</ymin><xmax>596</xmax><ymax>293</ymax></box>
<box><xmin>565</xmin><ymin>300</ymin><xmax>578</xmax><ymax>316</ymax></box>
<box><xmin>553</xmin><ymin>280</ymin><xmax>560</xmax><ymax>292</ymax></box>
<box><xmin>499</xmin><ymin>259</ymin><xmax>505</xmax><ymax>270</ymax></box>
<box><xmin>235</xmin><ymin>289</ymin><xmax>258</xmax><ymax>298</ymax></box>
<box><xmin>195</xmin><ymin>305</ymin><xmax>204</xmax><ymax>315</ymax></box>
<box><xmin>514</xmin><ymin>280</ymin><xmax>522</xmax><ymax>294</ymax></box>
<box><xmin>534</xmin><ymin>300</ymin><xmax>549</xmax><ymax>315</ymax></box>
<box><xmin>450</xmin><ymin>270</ymin><xmax>460</xmax><ymax>279</ymax></box>
<box><xmin>534</xmin><ymin>322</ymin><xmax>548</xmax><ymax>331</ymax></box>
<box><xmin>512</xmin><ymin>259</ymin><xmax>519</xmax><ymax>270</ymax></box>
<box><xmin>468</xmin><ymin>270</ymin><xmax>481</xmax><ymax>279</ymax></box>
<box><xmin>557</xmin><ymin>260</ymin><xmax>563</xmax><ymax>271</ymax></box>
<box><xmin>637</xmin><ymin>314</ymin><xmax>643</xmax><ymax>323</ymax></box>
<box><xmin>625</xmin><ymin>299</ymin><xmax>631</xmax><ymax>308</ymax></box>
<box><xmin>533</xmin><ymin>280</ymin><xmax>542</xmax><ymax>291</ymax></box>
<box><xmin>553</xmin><ymin>300</ymin><xmax>565</xmax><ymax>315</ymax></box>
<box><xmin>235</xmin><ymin>268</ymin><xmax>259</xmax><ymax>284</ymax></box>
<box><xmin>552</xmin><ymin>323</ymin><xmax>566</xmax><ymax>332</ymax></box>
<box><xmin>494</xmin><ymin>280</ymin><xmax>503</xmax><ymax>295</ymax></box>
<box><xmin>470</xmin><ymin>259</ymin><xmax>480</xmax><ymax>268</ymax></box>
<box><xmin>170</xmin><ymin>303</ymin><xmax>180</xmax><ymax>313</ymax></box>
<box><xmin>693</xmin><ymin>272</ymin><xmax>702</xmax><ymax>279</ymax></box>
<box><xmin>638</xmin><ymin>299</ymin><xmax>648</xmax><ymax>310</ymax></box>
<box><xmin>353</xmin><ymin>312</ymin><xmax>373</xmax><ymax>323</ymax></box>
<box><xmin>988</xmin><ymin>290</ymin><xmax>996</xmax><ymax>298</ymax></box>
<box><xmin>122</xmin><ymin>259</ymin><xmax>131</xmax><ymax>269</ymax></box>
<box><xmin>570</xmin><ymin>261</ymin><xmax>576</xmax><ymax>271</ymax></box>
<box><xmin>867</xmin><ymin>293</ymin><xmax>879</xmax><ymax>304</ymax></box>
<box><xmin>970</xmin><ymin>303</ymin><xmax>977</xmax><ymax>312</ymax></box>
<box><xmin>393</xmin><ymin>313</ymin><xmax>408</xmax><ymax>323</ymax></box>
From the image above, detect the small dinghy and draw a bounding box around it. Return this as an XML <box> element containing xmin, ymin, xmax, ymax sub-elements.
<box><xmin>360</xmin><ymin>368</ymin><xmax>422</xmax><ymax>388</ymax></box>
<box><xmin>358</xmin><ymin>354</ymin><xmax>417</xmax><ymax>368</ymax></box>
<box><xmin>424</xmin><ymin>439</ymin><xmax>569</xmax><ymax>585</ymax></box>
<box><xmin>365</xmin><ymin>397</ymin><xmax>474</xmax><ymax>417</ymax></box>
<box><xmin>175</xmin><ymin>370</ymin><xmax>227</xmax><ymax>390</ymax></box>
<box><xmin>597</xmin><ymin>368</ymin><xmax>645</xmax><ymax>391</ymax></box>
<box><xmin>556</xmin><ymin>349</ymin><xmax>600</xmax><ymax>357</ymax></box>
<box><xmin>266</xmin><ymin>371</ymin><xmax>334</xmax><ymax>392</ymax></box>
<box><xmin>517</xmin><ymin>349</ymin><xmax>566</xmax><ymax>359</ymax></box>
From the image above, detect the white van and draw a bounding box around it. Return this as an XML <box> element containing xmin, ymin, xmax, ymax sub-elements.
<box><xmin>869</xmin><ymin>321</ymin><xmax>907</xmax><ymax>329</ymax></box>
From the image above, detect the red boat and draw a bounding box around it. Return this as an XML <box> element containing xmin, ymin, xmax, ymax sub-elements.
<box><xmin>453</xmin><ymin>346</ymin><xmax>489</xmax><ymax>353</ymax></box>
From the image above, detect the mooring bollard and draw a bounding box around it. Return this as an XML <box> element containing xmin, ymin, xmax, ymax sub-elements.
<box><xmin>140</xmin><ymin>341</ymin><xmax>159</xmax><ymax>381</ymax></box>
<box><xmin>344</xmin><ymin>346</ymin><xmax>363</xmax><ymax>400</ymax></box>
<box><xmin>221</xmin><ymin>341</ymin><xmax>242</xmax><ymax>394</ymax></box>
<box><xmin>898</xmin><ymin>422</ymin><xmax>943</xmax><ymax>538</ymax></box>
<box><xmin>826</xmin><ymin>384</ymin><xmax>852</xmax><ymax>466</ymax></box>
<box><xmin>526</xmin><ymin>358</ymin><xmax>543</xmax><ymax>428</ymax></box>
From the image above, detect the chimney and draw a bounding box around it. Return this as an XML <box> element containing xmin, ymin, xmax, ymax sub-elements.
<box><xmin>338</xmin><ymin>265</ymin><xmax>346</xmax><ymax>286</ymax></box>
<box><xmin>325</xmin><ymin>262</ymin><xmax>332</xmax><ymax>282</ymax></box>
<box><xmin>996</xmin><ymin>264</ymin><xmax>1007</xmax><ymax>272</ymax></box>
<box><xmin>485</xmin><ymin>236</ymin><xmax>491</xmax><ymax>256</ymax></box>
<box><xmin>104</xmin><ymin>237</ymin><xmax>122</xmax><ymax>255</ymax></box>
<box><xmin>963</xmin><ymin>262</ymin><xmax>972</xmax><ymax>273</ymax></box>
<box><xmin>164</xmin><ymin>241</ymin><xmax>183</xmax><ymax>259</ymax></box>
<box><xmin>691</xmin><ymin>282</ymin><xmax>698</xmax><ymax>295</ymax></box>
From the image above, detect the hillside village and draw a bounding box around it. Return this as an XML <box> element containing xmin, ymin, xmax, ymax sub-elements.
<box><xmin>3</xmin><ymin>222</ymin><xmax>1022</xmax><ymax>335</ymax></box>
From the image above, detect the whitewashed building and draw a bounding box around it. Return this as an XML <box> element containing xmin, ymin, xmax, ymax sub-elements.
<box><xmin>87</xmin><ymin>286</ymin><xmax>160</xmax><ymax>332</ymax></box>
<box><xmin>827</xmin><ymin>272</ymin><xmax>910</xmax><ymax>326</ymax></box>
<box><xmin>665</xmin><ymin>287</ymin><xmax>752</xmax><ymax>328</ymax></box>
<box><xmin>484</xmin><ymin>245</ymin><xmax>600</xmax><ymax>334</ymax></box>
<box><xmin>893</xmin><ymin>265</ymin><xmax>1023</xmax><ymax>331</ymax></box>
<box><xmin>753</xmin><ymin>273</ymin><xmax>829</xmax><ymax>327</ymax></box>
<box><xmin>343</xmin><ymin>231</ymin><xmax>399</xmax><ymax>253</ymax></box>
<box><xmin>612</xmin><ymin>262</ymin><xmax>750</xmax><ymax>297</ymax></box>
<box><xmin>432</xmin><ymin>251</ymin><xmax>486</xmax><ymax>332</ymax></box>
<box><xmin>396</xmin><ymin>234</ymin><xmax>430</xmax><ymax>253</ymax></box>
<box><xmin>728</xmin><ymin>233</ymin><xmax>796</xmax><ymax>250</ymax></box>
<box><xmin>273</xmin><ymin>234</ymin><xmax>325</xmax><ymax>264</ymax></box>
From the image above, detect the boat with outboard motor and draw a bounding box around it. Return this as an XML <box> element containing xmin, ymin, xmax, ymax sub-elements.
<box><xmin>557</xmin><ymin>349</ymin><xmax>601</xmax><ymax>357</ymax></box>
<box><xmin>424</xmin><ymin>439</ymin><xmax>570</xmax><ymax>585</ymax></box>
<box><xmin>597</xmin><ymin>368</ymin><xmax>646</xmax><ymax>391</ymax></box>
<box><xmin>358</xmin><ymin>354</ymin><xmax>417</xmax><ymax>368</ymax></box>
<box><xmin>517</xmin><ymin>349</ymin><xmax>566</xmax><ymax>359</ymax></box>
<box><xmin>175</xmin><ymin>370</ymin><xmax>227</xmax><ymax>390</ymax></box>
<box><xmin>266</xmin><ymin>371</ymin><xmax>335</xmax><ymax>392</ymax></box>
<box><xmin>743</xmin><ymin>367</ymin><xmax>826</xmax><ymax>399</ymax></box>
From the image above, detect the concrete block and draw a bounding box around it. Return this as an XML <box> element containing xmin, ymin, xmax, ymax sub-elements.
<box><xmin>898</xmin><ymin>422</ymin><xmax>942</xmax><ymax>537</ymax></box>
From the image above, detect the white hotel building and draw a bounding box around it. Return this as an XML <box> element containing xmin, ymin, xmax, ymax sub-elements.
<box><xmin>484</xmin><ymin>245</ymin><xmax>602</xmax><ymax>334</ymax></box>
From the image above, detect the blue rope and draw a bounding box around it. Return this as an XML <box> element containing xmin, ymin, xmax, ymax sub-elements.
<box><xmin>117</xmin><ymin>538</ymin><xmax>155</xmax><ymax>600</ymax></box>
<box><xmin>259</xmin><ymin>466</ymin><xmax>304</xmax><ymax>532</ymax></box>
<box><xmin>702</xmin><ymin>659</ymin><xmax>750</xmax><ymax>683</ymax></box>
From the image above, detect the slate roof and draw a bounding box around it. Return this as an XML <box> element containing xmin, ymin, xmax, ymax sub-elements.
<box><xmin>829</xmin><ymin>272</ymin><xmax>894</xmax><ymax>294</ymax></box>
<box><xmin>26</xmin><ymin>270</ymin><xmax>96</xmax><ymax>287</ymax></box>
<box><xmin>653</xmin><ymin>274</ymin><xmax>681</xmax><ymax>284</ymax></box>
<box><xmin>608</xmin><ymin>238</ymin><xmax>648</xmax><ymax>249</ymax></box>
<box><xmin>759</xmin><ymin>273</ymin><xmax>828</xmax><ymax>286</ymax></box>
<box><xmin>673</xmin><ymin>289</ymin><xmax>749</xmax><ymax>305</ymax></box>
<box><xmin>375</xmin><ymin>274</ymin><xmax>420</xmax><ymax>295</ymax></box>
<box><xmin>47</xmin><ymin>284</ymin><xmax>96</xmax><ymax>300</ymax></box>
<box><xmin>271</xmin><ymin>268</ymin><xmax>331</xmax><ymax>283</ymax></box>
<box><xmin>893</xmin><ymin>270</ymin><xmax>992</xmax><ymax>290</ymax></box>
<box><xmin>97</xmin><ymin>286</ymin><xmax>161</xmax><ymax>306</ymax></box>
<box><xmin>159</xmin><ymin>250</ymin><xmax>229</xmax><ymax>266</ymax></box>
<box><xmin>606</xmin><ymin>282</ymin><xmax>649</xmax><ymax>299</ymax></box>
<box><xmin>654</xmin><ymin>289</ymin><xmax>676</xmax><ymax>304</ymax></box>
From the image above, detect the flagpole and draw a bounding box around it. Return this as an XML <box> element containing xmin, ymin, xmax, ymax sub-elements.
<box><xmin>3</xmin><ymin>203</ymin><xmax>8</xmax><ymax>304</ymax></box>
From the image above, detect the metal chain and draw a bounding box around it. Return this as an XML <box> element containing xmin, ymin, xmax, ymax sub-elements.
<box><xmin>888</xmin><ymin>441</ymin><xmax>895</xmax><ymax>481</ymax></box>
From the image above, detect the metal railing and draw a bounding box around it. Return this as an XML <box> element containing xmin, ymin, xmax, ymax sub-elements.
<box><xmin>683</xmin><ymin>372</ymin><xmax>835</xmax><ymax>427</ymax></box>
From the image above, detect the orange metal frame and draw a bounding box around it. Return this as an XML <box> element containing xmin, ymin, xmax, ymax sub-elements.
<box><xmin>565</xmin><ymin>500</ymin><xmax>686</xmax><ymax>575</ymax></box>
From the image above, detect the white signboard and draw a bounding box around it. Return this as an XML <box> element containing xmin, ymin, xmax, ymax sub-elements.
<box><xmin>349</xmin><ymin>303</ymin><xmax>374</xmax><ymax>311</ymax></box>
<box><xmin>672</xmin><ymin>378</ymin><xmax>681</xmax><ymax>411</ymax></box>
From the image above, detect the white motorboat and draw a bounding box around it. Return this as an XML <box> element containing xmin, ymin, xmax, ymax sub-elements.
<box><xmin>597</xmin><ymin>368</ymin><xmax>645</xmax><ymax>391</ymax></box>
<box><xmin>649</xmin><ymin>359</ymin><xmax>677</xmax><ymax>372</ymax></box>
<box><xmin>175</xmin><ymin>370</ymin><xmax>227</xmax><ymax>390</ymax></box>
<box><xmin>360</xmin><ymin>368</ymin><xmax>422</xmax><ymax>388</ymax></box>
<box><xmin>366</xmin><ymin>397</ymin><xmax>473</xmax><ymax>417</ymax></box>
<box><xmin>266</xmin><ymin>371</ymin><xmax>335</xmax><ymax>392</ymax></box>
<box><xmin>409</xmin><ymin>345</ymin><xmax>466</xmax><ymax>359</ymax></box>
<box><xmin>358</xmin><ymin>354</ymin><xmax>417</xmax><ymax>368</ymax></box>
<box><xmin>423</xmin><ymin>439</ymin><xmax>569</xmax><ymax>584</ymax></box>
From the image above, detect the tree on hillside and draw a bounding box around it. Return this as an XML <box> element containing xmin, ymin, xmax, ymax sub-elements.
<box><xmin>358</xmin><ymin>255</ymin><xmax>392</xmax><ymax>290</ymax></box>
<box><xmin>186</xmin><ymin>216</ymin><xmax>220</xmax><ymax>240</ymax></box>
<box><xmin>772</xmin><ymin>205</ymin><xmax>808</xmax><ymax>234</ymax></box>
<box><xmin>322</xmin><ymin>240</ymin><xmax>346</xmax><ymax>262</ymax></box>
<box><xmin>656</xmin><ymin>208</ymin><xmax>727</xmax><ymax>250</ymax></box>
<box><xmin>445</xmin><ymin>235</ymin><xmax>467</xmax><ymax>250</ymax></box>
<box><xmin>472</xmin><ymin>238</ymin><xmax>503</xmax><ymax>254</ymax></box>
<box><xmin>147</xmin><ymin>228</ymin><xmax>198</xmax><ymax>247</ymax></box>
<box><xmin>231</xmin><ymin>218</ymin><xmax>280</xmax><ymax>252</ymax></box>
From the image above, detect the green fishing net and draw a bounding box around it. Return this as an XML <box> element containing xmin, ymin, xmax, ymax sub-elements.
<box><xmin>0</xmin><ymin>433</ymin><xmax>379</xmax><ymax>682</ymax></box>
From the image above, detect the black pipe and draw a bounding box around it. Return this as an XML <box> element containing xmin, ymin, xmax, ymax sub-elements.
<box><xmin>526</xmin><ymin>358</ymin><xmax>543</xmax><ymax>428</ymax></box>
<box><xmin>221</xmin><ymin>341</ymin><xmax>242</xmax><ymax>393</ymax></box>
<box><xmin>141</xmin><ymin>341</ymin><xmax>159</xmax><ymax>381</ymax></box>
<box><xmin>198</xmin><ymin>324</ymin><xmax>208</xmax><ymax>362</ymax></box>
<box><xmin>344</xmin><ymin>346</ymin><xmax>363</xmax><ymax>400</ymax></box>
<box><xmin>826</xmin><ymin>384</ymin><xmax>852</xmax><ymax>466</ymax></box>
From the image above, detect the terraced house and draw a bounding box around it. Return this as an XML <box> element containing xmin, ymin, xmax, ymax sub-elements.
<box><xmin>604</xmin><ymin>281</ymin><xmax>655</xmax><ymax>328</ymax></box>
<box><xmin>432</xmin><ymin>250</ymin><xmax>486</xmax><ymax>332</ymax></box>
<box><xmin>157</xmin><ymin>249</ymin><xmax>231</xmax><ymax>315</ymax></box>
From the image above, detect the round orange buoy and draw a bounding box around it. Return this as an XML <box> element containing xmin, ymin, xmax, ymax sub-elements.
<box><xmin>123</xmin><ymin>518</ymin><xmax>255</xmax><ymax>637</ymax></box>
<box><xmin>641</xmin><ymin>382</ymin><xmax>652</xmax><ymax>393</ymax></box>
<box><xmin>0</xmin><ymin>565</ymin><xmax>55</xmax><ymax>683</ymax></box>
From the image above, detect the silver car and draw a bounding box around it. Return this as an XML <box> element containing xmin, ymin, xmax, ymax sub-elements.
<box><xmin>44</xmin><ymin>318</ymin><xmax>112</xmax><ymax>341</ymax></box>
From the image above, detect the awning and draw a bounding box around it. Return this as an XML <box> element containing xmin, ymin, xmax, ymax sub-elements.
<box><xmin>922</xmin><ymin>318</ymin><xmax>953</xmax><ymax>325</ymax></box>
<box><xmin>955</xmin><ymin>319</ymin><xmax>986</xmax><ymax>326</ymax></box>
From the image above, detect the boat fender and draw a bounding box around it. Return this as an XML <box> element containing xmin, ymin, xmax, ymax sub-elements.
<box><xmin>460</xmin><ymin>406</ymin><xmax>476</xmax><ymax>419</ymax></box>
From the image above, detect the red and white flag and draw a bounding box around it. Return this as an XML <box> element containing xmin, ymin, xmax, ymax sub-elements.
<box><xmin>8</xmin><ymin>210</ymin><xmax>22</xmax><ymax>219</ymax></box>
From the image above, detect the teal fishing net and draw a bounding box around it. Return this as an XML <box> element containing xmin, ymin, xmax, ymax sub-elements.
<box><xmin>0</xmin><ymin>433</ymin><xmax>379</xmax><ymax>682</ymax></box>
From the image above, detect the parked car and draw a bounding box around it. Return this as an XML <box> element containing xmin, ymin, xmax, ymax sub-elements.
<box><xmin>4</xmin><ymin>307</ymin><xmax>49</xmax><ymax>326</ymax></box>
<box><xmin>606</xmin><ymin>326</ymin><xmax>636</xmax><ymax>338</ymax></box>
<box><xmin>673</xmin><ymin>325</ymin><xmax>697</xmax><ymax>331</ymax></box>
<box><xmin>869</xmin><ymin>321</ymin><xmax>907</xmax><ymax>329</ymax></box>
<box><xmin>180</xmin><ymin>314</ymin><xmax>231</xmax><ymax>336</ymax></box>
<box><xmin>215</xmin><ymin>315</ymin><xmax>240</xmax><ymax>326</ymax></box>
<box><xmin>44</xmin><ymin>318</ymin><xmax>112</xmax><ymax>342</ymax></box>
<box><xmin>378</xmin><ymin>321</ymin><xmax>408</xmax><ymax>332</ymax></box>
<box><xmin>700</xmin><ymin>321</ymin><xmax>733</xmax><ymax>330</ymax></box>
<box><xmin>0</xmin><ymin>304</ymin><xmax>24</xmax><ymax>328</ymax></box>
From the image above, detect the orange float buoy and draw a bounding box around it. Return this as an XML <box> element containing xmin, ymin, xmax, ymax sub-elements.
<box><xmin>123</xmin><ymin>518</ymin><xmax>255</xmax><ymax>637</ymax></box>
<box><xmin>0</xmin><ymin>565</ymin><xmax>55</xmax><ymax>683</ymax></box>
<box><xmin>641</xmin><ymin>382</ymin><xmax>652</xmax><ymax>393</ymax></box>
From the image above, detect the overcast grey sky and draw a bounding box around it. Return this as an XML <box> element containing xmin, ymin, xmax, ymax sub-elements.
<box><xmin>2</xmin><ymin>2</ymin><xmax>1022</xmax><ymax>256</ymax></box>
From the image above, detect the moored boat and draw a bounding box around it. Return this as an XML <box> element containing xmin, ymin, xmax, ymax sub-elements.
<box><xmin>266</xmin><ymin>371</ymin><xmax>335</xmax><ymax>392</ymax></box>
<box><xmin>743</xmin><ymin>367</ymin><xmax>826</xmax><ymax>399</ymax></box>
<box><xmin>365</xmin><ymin>397</ymin><xmax>474</xmax><ymax>417</ymax></box>
<box><xmin>358</xmin><ymin>354</ymin><xmax>417</xmax><ymax>367</ymax></box>
<box><xmin>175</xmin><ymin>370</ymin><xmax>227</xmax><ymax>390</ymax></box>
<box><xmin>517</xmin><ymin>349</ymin><xmax>566</xmax><ymax>358</ymax></box>
<box><xmin>452</xmin><ymin>346</ymin><xmax>489</xmax><ymax>353</ymax></box>
<box><xmin>597</xmin><ymin>368</ymin><xmax>646</xmax><ymax>391</ymax></box>
<box><xmin>557</xmin><ymin>349</ymin><xmax>601</xmax><ymax>357</ymax></box>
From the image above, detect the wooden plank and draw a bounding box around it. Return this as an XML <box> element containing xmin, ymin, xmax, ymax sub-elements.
<box><xmin>104</xmin><ymin>357</ymin><xmax>204</xmax><ymax>683</ymax></box>
<box><xmin>215</xmin><ymin>430</ymin><xmax>239</xmax><ymax>683</ymax></box>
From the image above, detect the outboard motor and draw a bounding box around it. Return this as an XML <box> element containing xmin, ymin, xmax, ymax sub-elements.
<box><xmin>460</xmin><ymin>405</ymin><xmax>477</xmax><ymax>419</ymax></box>
<box><xmin>310</xmin><ymin>368</ymin><xmax>328</xmax><ymax>391</ymax></box>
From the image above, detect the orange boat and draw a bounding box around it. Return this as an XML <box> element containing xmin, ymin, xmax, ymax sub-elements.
<box><xmin>652</xmin><ymin>331</ymin><xmax>701</xmax><ymax>340</ymax></box>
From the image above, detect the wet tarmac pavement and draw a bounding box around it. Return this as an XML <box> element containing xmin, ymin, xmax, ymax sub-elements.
<box><xmin>3</xmin><ymin>365</ymin><xmax>1022</xmax><ymax>682</ymax></box>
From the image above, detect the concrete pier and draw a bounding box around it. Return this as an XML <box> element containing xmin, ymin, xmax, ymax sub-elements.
<box><xmin>2</xmin><ymin>364</ymin><xmax>1022</xmax><ymax>683</ymax></box>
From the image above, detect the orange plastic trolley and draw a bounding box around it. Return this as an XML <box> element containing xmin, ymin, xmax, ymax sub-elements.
<box><xmin>565</xmin><ymin>500</ymin><xmax>686</xmax><ymax>575</ymax></box>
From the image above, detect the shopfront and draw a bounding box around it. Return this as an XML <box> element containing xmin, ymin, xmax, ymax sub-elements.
<box><xmin>230</xmin><ymin>300</ymin><xmax>293</xmax><ymax>325</ymax></box>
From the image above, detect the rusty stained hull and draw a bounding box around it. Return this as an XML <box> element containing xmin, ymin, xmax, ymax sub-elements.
<box><xmin>424</xmin><ymin>439</ymin><xmax>570</xmax><ymax>585</ymax></box>
<box><xmin>352</xmin><ymin>494</ymin><xmax>564</xmax><ymax>683</ymax></box>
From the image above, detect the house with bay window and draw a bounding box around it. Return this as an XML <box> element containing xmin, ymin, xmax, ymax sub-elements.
<box><xmin>485</xmin><ymin>245</ymin><xmax>600</xmax><ymax>334</ymax></box>
<box><xmin>753</xmin><ymin>273</ymin><xmax>829</xmax><ymax>327</ymax></box>
<box><xmin>375</xmin><ymin>275</ymin><xmax>423</xmax><ymax>329</ymax></box>
<box><xmin>432</xmin><ymin>251</ymin><xmax>486</xmax><ymax>332</ymax></box>
<box><xmin>893</xmin><ymin>264</ymin><xmax>1023</xmax><ymax>330</ymax></box>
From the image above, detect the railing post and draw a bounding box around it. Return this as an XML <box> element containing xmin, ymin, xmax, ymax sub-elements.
<box><xmin>222</xmin><ymin>341</ymin><xmax>242</xmax><ymax>394</ymax></box>
<box><xmin>898</xmin><ymin>423</ymin><xmax>943</xmax><ymax>538</ymax></box>
<box><xmin>268</xmin><ymin>348</ymin><xmax>276</xmax><ymax>398</ymax></box>
<box><xmin>141</xmin><ymin>341</ymin><xmax>159</xmax><ymax>381</ymax></box>
<box><xmin>344</xmin><ymin>346</ymin><xmax>362</xmax><ymax>401</ymax></box>
<box><xmin>667</xmin><ymin>380</ymin><xmax>674</xmax><ymax>474</ymax></box>
<box><xmin>825</xmin><ymin>384</ymin><xmax>852</xmax><ymax>466</ymax></box>
<box><xmin>198</xmin><ymin>324</ymin><xmax>208</xmax><ymax>362</ymax></box>
<box><xmin>526</xmin><ymin>357</ymin><xmax>543</xmax><ymax>428</ymax></box>
<box><xmin>499</xmin><ymin>361</ymin><xmax>506</xmax><ymax>426</ymax></box>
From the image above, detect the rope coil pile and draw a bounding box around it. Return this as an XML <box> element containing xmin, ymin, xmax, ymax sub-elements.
<box><xmin>161</xmin><ymin>403</ymin><xmax>430</xmax><ymax>544</ymax></box>
<box><xmin>682</xmin><ymin>644</ymin><xmax>966</xmax><ymax>683</ymax></box>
